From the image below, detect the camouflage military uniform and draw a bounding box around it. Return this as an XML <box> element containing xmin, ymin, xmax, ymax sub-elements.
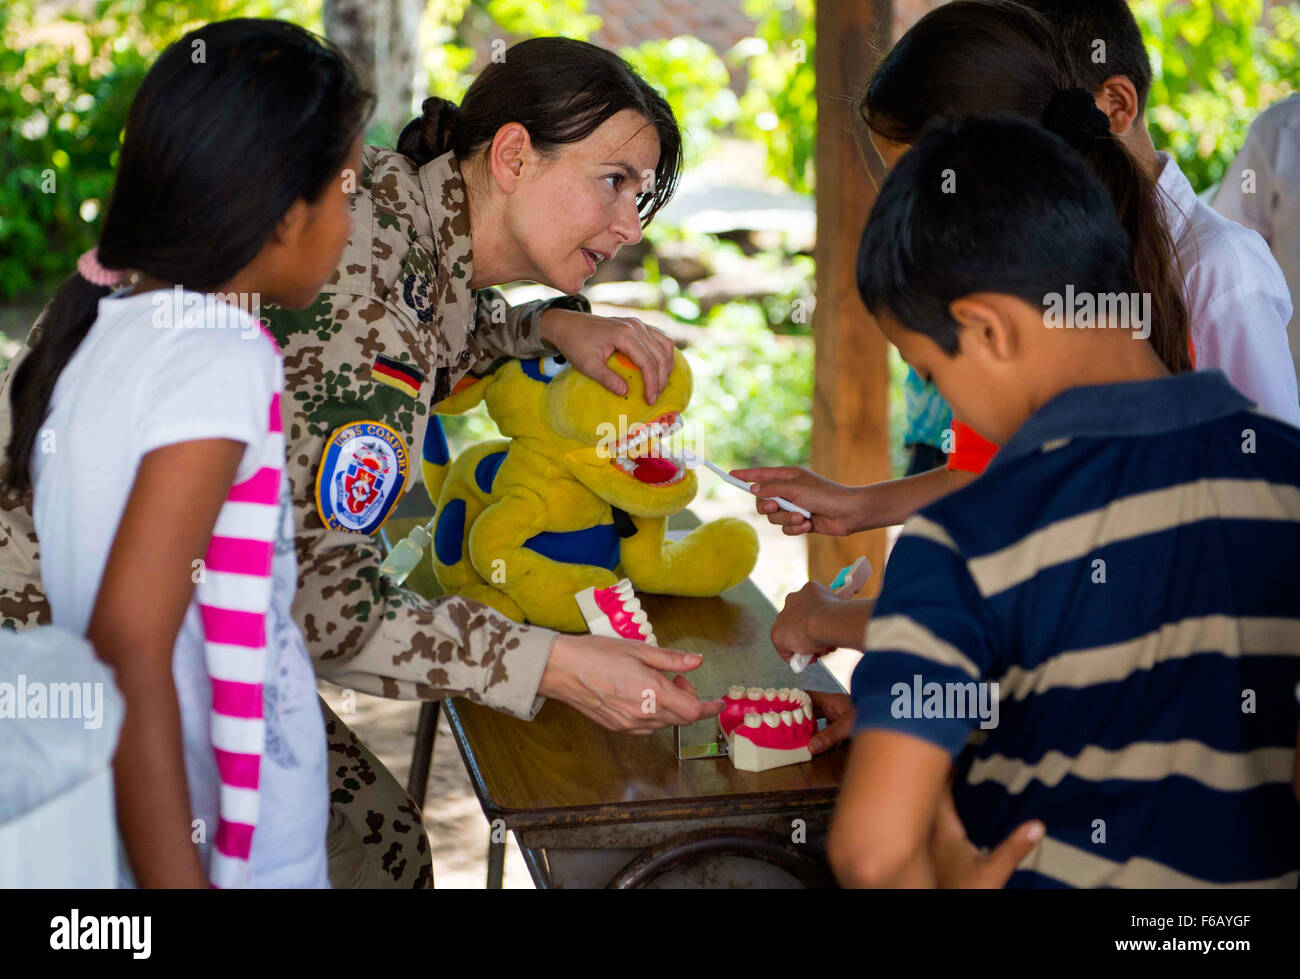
<box><xmin>0</xmin><ymin>145</ymin><xmax>588</xmax><ymax>887</ymax></box>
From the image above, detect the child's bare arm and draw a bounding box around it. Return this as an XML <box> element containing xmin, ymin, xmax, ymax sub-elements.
<box><xmin>827</xmin><ymin>729</ymin><xmax>951</xmax><ymax>887</ymax></box>
<box><xmin>737</xmin><ymin>465</ymin><xmax>977</xmax><ymax>536</ymax></box>
<box><xmin>88</xmin><ymin>438</ymin><xmax>246</xmax><ymax>888</ymax></box>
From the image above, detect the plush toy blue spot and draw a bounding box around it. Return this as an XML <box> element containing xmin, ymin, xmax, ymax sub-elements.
<box><xmin>474</xmin><ymin>451</ymin><xmax>507</xmax><ymax>495</ymax></box>
<box><xmin>422</xmin><ymin>414</ymin><xmax>450</xmax><ymax>467</ymax></box>
<box><xmin>434</xmin><ymin>498</ymin><xmax>467</xmax><ymax>566</ymax></box>
<box><xmin>524</xmin><ymin>523</ymin><xmax>619</xmax><ymax>571</ymax></box>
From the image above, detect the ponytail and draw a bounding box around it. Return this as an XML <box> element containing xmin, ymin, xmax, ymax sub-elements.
<box><xmin>3</xmin><ymin>19</ymin><xmax>372</xmax><ymax>493</ymax></box>
<box><xmin>6</xmin><ymin>273</ymin><xmax>113</xmax><ymax>490</ymax></box>
<box><xmin>861</xmin><ymin>2</ymin><xmax>1191</xmax><ymax>373</ymax></box>
<box><xmin>397</xmin><ymin>97</ymin><xmax>461</xmax><ymax>167</ymax></box>
<box><xmin>1041</xmin><ymin>89</ymin><xmax>1192</xmax><ymax>373</ymax></box>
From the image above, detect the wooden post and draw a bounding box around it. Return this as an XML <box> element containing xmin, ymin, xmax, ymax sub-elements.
<box><xmin>810</xmin><ymin>0</ymin><xmax>893</xmax><ymax>595</ymax></box>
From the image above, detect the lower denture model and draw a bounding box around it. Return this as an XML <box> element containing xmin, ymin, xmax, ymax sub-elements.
<box><xmin>575</xmin><ymin>578</ymin><xmax>658</xmax><ymax>644</ymax></box>
<box><xmin>719</xmin><ymin>685</ymin><xmax>814</xmax><ymax>772</ymax></box>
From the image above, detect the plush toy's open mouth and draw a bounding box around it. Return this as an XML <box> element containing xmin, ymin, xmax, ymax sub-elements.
<box><xmin>608</xmin><ymin>411</ymin><xmax>687</xmax><ymax>487</ymax></box>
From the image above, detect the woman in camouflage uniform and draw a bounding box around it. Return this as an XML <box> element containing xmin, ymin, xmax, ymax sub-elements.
<box><xmin>0</xmin><ymin>35</ymin><xmax>722</xmax><ymax>886</ymax></box>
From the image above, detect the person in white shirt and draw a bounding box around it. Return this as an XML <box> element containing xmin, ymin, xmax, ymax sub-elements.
<box><xmin>1215</xmin><ymin>94</ymin><xmax>1300</xmax><ymax>394</ymax></box>
<box><xmin>1019</xmin><ymin>0</ymin><xmax>1300</xmax><ymax>426</ymax></box>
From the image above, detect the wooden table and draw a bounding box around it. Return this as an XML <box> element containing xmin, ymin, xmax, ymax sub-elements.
<box><xmin>396</xmin><ymin>510</ymin><xmax>850</xmax><ymax>888</ymax></box>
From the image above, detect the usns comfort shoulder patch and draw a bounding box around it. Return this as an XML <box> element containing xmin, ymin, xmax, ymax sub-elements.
<box><xmin>315</xmin><ymin>420</ymin><xmax>410</xmax><ymax>534</ymax></box>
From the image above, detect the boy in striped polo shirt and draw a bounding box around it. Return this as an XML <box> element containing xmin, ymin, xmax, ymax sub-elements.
<box><xmin>829</xmin><ymin>114</ymin><xmax>1300</xmax><ymax>889</ymax></box>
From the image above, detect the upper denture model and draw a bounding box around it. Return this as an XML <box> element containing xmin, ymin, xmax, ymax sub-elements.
<box><xmin>575</xmin><ymin>578</ymin><xmax>658</xmax><ymax>644</ymax></box>
<box><xmin>719</xmin><ymin>685</ymin><xmax>814</xmax><ymax>772</ymax></box>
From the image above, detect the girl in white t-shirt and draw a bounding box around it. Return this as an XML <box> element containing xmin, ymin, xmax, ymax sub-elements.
<box><xmin>3</xmin><ymin>20</ymin><xmax>372</xmax><ymax>888</ymax></box>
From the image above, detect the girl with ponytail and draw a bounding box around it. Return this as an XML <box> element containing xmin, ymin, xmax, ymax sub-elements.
<box><xmin>5</xmin><ymin>18</ymin><xmax>372</xmax><ymax>887</ymax></box>
<box><xmin>859</xmin><ymin>1</ymin><xmax>1191</xmax><ymax>375</ymax></box>
<box><xmin>739</xmin><ymin>0</ymin><xmax>1196</xmax><ymax>544</ymax></box>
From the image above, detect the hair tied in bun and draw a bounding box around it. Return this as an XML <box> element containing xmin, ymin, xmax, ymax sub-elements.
<box><xmin>397</xmin><ymin>96</ymin><xmax>461</xmax><ymax>166</ymax></box>
<box><xmin>1042</xmin><ymin>88</ymin><xmax>1111</xmax><ymax>147</ymax></box>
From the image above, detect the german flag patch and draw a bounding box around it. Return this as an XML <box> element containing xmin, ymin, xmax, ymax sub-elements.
<box><xmin>370</xmin><ymin>355</ymin><xmax>424</xmax><ymax>398</ymax></box>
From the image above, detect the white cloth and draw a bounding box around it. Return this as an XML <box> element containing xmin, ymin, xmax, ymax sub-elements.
<box><xmin>0</xmin><ymin>625</ymin><xmax>122</xmax><ymax>887</ymax></box>
<box><xmin>31</xmin><ymin>291</ymin><xmax>328</xmax><ymax>888</ymax></box>
<box><xmin>1155</xmin><ymin>152</ymin><xmax>1300</xmax><ymax>425</ymax></box>
<box><xmin>1214</xmin><ymin>95</ymin><xmax>1300</xmax><ymax>394</ymax></box>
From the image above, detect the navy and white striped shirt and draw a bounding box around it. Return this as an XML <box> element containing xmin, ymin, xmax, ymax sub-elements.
<box><xmin>852</xmin><ymin>371</ymin><xmax>1300</xmax><ymax>887</ymax></box>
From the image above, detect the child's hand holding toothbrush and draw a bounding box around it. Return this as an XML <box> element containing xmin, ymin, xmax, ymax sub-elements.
<box><xmin>771</xmin><ymin>556</ymin><xmax>874</xmax><ymax>671</ymax></box>
<box><xmin>730</xmin><ymin>465</ymin><xmax>864</xmax><ymax>536</ymax></box>
<box><xmin>770</xmin><ymin>580</ymin><xmax>841</xmax><ymax>666</ymax></box>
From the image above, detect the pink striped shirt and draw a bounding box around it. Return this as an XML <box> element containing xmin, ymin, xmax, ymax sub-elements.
<box><xmin>198</xmin><ymin>381</ymin><xmax>285</xmax><ymax>889</ymax></box>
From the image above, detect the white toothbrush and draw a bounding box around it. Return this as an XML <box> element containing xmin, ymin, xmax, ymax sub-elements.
<box><xmin>674</xmin><ymin>448</ymin><xmax>812</xmax><ymax>519</ymax></box>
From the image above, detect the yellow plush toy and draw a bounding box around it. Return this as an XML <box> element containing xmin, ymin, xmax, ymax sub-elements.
<box><xmin>421</xmin><ymin>350</ymin><xmax>759</xmax><ymax>632</ymax></box>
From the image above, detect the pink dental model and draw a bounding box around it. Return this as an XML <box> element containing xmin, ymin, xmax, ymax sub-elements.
<box><xmin>719</xmin><ymin>685</ymin><xmax>814</xmax><ymax>772</ymax></box>
<box><xmin>575</xmin><ymin>578</ymin><xmax>658</xmax><ymax>645</ymax></box>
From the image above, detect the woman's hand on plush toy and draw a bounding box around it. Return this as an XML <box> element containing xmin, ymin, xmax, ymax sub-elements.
<box><xmin>539</xmin><ymin>307</ymin><xmax>676</xmax><ymax>404</ymax></box>
<box><xmin>540</xmin><ymin>633</ymin><xmax>724</xmax><ymax>733</ymax></box>
<box><xmin>731</xmin><ymin>466</ymin><xmax>863</xmax><ymax>537</ymax></box>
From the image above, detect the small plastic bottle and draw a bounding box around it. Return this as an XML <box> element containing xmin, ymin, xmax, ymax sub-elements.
<box><xmin>379</xmin><ymin>519</ymin><xmax>434</xmax><ymax>585</ymax></box>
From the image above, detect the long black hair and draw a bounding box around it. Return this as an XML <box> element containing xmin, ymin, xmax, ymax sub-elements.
<box><xmin>858</xmin><ymin>115</ymin><xmax>1132</xmax><ymax>353</ymax></box>
<box><xmin>397</xmin><ymin>37</ymin><xmax>683</xmax><ymax>225</ymax></box>
<box><xmin>859</xmin><ymin>0</ymin><xmax>1191</xmax><ymax>374</ymax></box>
<box><xmin>5</xmin><ymin>18</ymin><xmax>373</xmax><ymax>492</ymax></box>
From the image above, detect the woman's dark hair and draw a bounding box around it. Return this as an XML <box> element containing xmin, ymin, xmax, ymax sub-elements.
<box><xmin>857</xmin><ymin>115</ymin><xmax>1132</xmax><ymax>352</ymax></box>
<box><xmin>397</xmin><ymin>36</ymin><xmax>682</xmax><ymax>225</ymax></box>
<box><xmin>5</xmin><ymin>19</ymin><xmax>373</xmax><ymax>492</ymax></box>
<box><xmin>859</xmin><ymin>0</ymin><xmax>1191</xmax><ymax>374</ymax></box>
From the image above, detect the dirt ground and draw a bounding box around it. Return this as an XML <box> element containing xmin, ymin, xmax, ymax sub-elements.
<box><xmin>317</xmin><ymin>488</ymin><xmax>868</xmax><ymax>889</ymax></box>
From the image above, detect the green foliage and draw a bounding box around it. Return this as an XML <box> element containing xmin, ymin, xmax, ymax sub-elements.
<box><xmin>0</xmin><ymin>0</ymin><xmax>319</xmax><ymax>302</ymax></box>
<box><xmin>420</xmin><ymin>0</ymin><xmax>478</xmax><ymax>104</ymax></box>
<box><xmin>440</xmin><ymin>400</ymin><xmax>503</xmax><ymax>454</ymax></box>
<box><xmin>684</xmin><ymin>302</ymin><xmax>813</xmax><ymax>469</ymax></box>
<box><xmin>618</xmin><ymin>37</ymin><xmax>739</xmax><ymax>166</ymax></box>
<box><xmin>484</xmin><ymin>0</ymin><xmax>599</xmax><ymax>39</ymax></box>
<box><xmin>732</xmin><ymin>0</ymin><xmax>816</xmax><ymax>193</ymax></box>
<box><xmin>1136</xmin><ymin>0</ymin><xmax>1300</xmax><ymax>190</ymax></box>
<box><xmin>887</xmin><ymin>347</ymin><xmax>910</xmax><ymax>478</ymax></box>
<box><xmin>421</xmin><ymin>0</ymin><xmax>600</xmax><ymax>105</ymax></box>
